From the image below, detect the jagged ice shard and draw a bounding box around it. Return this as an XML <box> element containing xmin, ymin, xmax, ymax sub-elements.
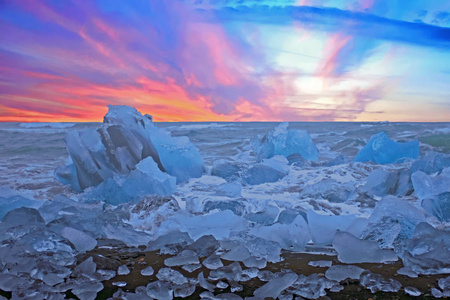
<box><xmin>354</xmin><ymin>132</ymin><xmax>419</xmax><ymax>164</ymax></box>
<box><xmin>55</xmin><ymin>105</ymin><xmax>205</xmax><ymax>201</ymax></box>
<box><xmin>251</xmin><ymin>122</ymin><xmax>319</xmax><ymax>162</ymax></box>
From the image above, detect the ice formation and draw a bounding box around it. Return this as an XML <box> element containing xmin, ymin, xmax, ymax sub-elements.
<box><xmin>353</xmin><ymin>132</ymin><xmax>419</xmax><ymax>164</ymax></box>
<box><xmin>243</xmin><ymin>155</ymin><xmax>290</xmax><ymax>185</ymax></box>
<box><xmin>411</xmin><ymin>168</ymin><xmax>450</xmax><ymax>199</ymax></box>
<box><xmin>56</xmin><ymin>105</ymin><xmax>204</xmax><ymax>194</ymax></box>
<box><xmin>333</xmin><ymin>231</ymin><xmax>398</xmax><ymax>263</ymax></box>
<box><xmin>251</xmin><ymin>122</ymin><xmax>319</xmax><ymax>162</ymax></box>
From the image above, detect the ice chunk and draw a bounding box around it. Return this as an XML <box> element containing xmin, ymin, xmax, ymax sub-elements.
<box><xmin>253</xmin><ymin>272</ymin><xmax>298</xmax><ymax>299</ymax></box>
<box><xmin>410</xmin><ymin>152</ymin><xmax>450</xmax><ymax>174</ymax></box>
<box><xmin>308</xmin><ymin>260</ymin><xmax>332</xmax><ymax>268</ymax></box>
<box><xmin>203</xmin><ymin>254</ymin><xmax>223</xmax><ymax>270</ymax></box>
<box><xmin>83</xmin><ymin>156</ymin><xmax>176</xmax><ymax>205</ymax></box>
<box><xmin>359</xmin><ymin>271</ymin><xmax>401</xmax><ymax>293</ymax></box>
<box><xmin>209</xmin><ymin>262</ymin><xmax>242</xmax><ymax>282</ymax></box>
<box><xmin>325</xmin><ymin>265</ymin><xmax>365</xmax><ymax>282</ymax></box>
<box><xmin>333</xmin><ymin>231</ymin><xmax>398</xmax><ymax>264</ymax></box>
<box><xmin>117</xmin><ymin>264</ymin><xmax>130</xmax><ymax>275</ymax></box>
<box><xmin>243</xmin><ymin>256</ymin><xmax>267</xmax><ymax>269</ymax></box>
<box><xmin>1</xmin><ymin>207</ymin><xmax>45</xmax><ymax>228</ymax></box>
<box><xmin>61</xmin><ymin>227</ymin><xmax>97</xmax><ymax>252</ymax></box>
<box><xmin>146</xmin><ymin>280</ymin><xmax>173</xmax><ymax>300</ymax></box>
<box><xmin>243</xmin><ymin>155</ymin><xmax>290</xmax><ymax>185</ymax></box>
<box><xmin>353</xmin><ymin>132</ymin><xmax>419</xmax><ymax>164</ymax></box>
<box><xmin>244</xmin><ymin>205</ymin><xmax>279</xmax><ymax>225</ymax></box>
<box><xmin>230</xmin><ymin>232</ymin><xmax>282</xmax><ymax>263</ymax></box>
<box><xmin>307</xmin><ymin>210</ymin><xmax>367</xmax><ymax>245</ymax></box>
<box><xmin>402</xmin><ymin>222</ymin><xmax>450</xmax><ymax>275</ymax></box>
<box><xmin>156</xmin><ymin>268</ymin><xmax>188</xmax><ymax>285</ymax></box>
<box><xmin>73</xmin><ymin>257</ymin><xmax>96</xmax><ymax>277</ymax></box>
<box><xmin>141</xmin><ymin>266</ymin><xmax>154</xmax><ymax>276</ymax></box>
<box><xmin>164</xmin><ymin>250</ymin><xmax>199</xmax><ymax>267</ymax></box>
<box><xmin>362</xmin><ymin>196</ymin><xmax>426</xmax><ymax>251</ymax></box>
<box><xmin>251</xmin><ymin>122</ymin><xmax>319</xmax><ymax>162</ymax></box>
<box><xmin>185</xmin><ymin>234</ymin><xmax>220</xmax><ymax>257</ymax></box>
<box><xmin>182</xmin><ymin>263</ymin><xmax>202</xmax><ymax>273</ymax></box>
<box><xmin>249</xmin><ymin>215</ymin><xmax>310</xmax><ymax>251</ymax></box>
<box><xmin>412</xmin><ymin>169</ymin><xmax>450</xmax><ymax>199</ymax></box>
<box><xmin>173</xmin><ymin>283</ymin><xmax>196</xmax><ymax>298</ymax></box>
<box><xmin>129</xmin><ymin>195</ymin><xmax>180</xmax><ymax>234</ymax></box>
<box><xmin>327</xmin><ymin>154</ymin><xmax>350</xmax><ymax>166</ymax></box>
<box><xmin>221</xmin><ymin>245</ymin><xmax>251</xmax><ymax>262</ymax></box>
<box><xmin>147</xmin><ymin>231</ymin><xmax>193</xmax><ymax>254</ymax></box>
<box><xmin>288</xmin><ymin>273</ymin><xmax>336</xmax><ymax>299</ymax></box>
<box><xmin>198</xmin><ymin>272</ymin><xmax>215</xmax><ymax>292</ymax></box>
<box><xmin>161</xmin><ymin>210</ymin><xmax>248</xmax><ymax>240</ymax></box>
<box><xmin>0</xmin><ymin>196</ymin><xmax>43</xmax><ymax>220</ymax></box>
<box><xmin>56</xmin><ymin>105</ymin><xmax>204</xmax><ymax>192</ymax></box>
<box><xmin>215</xmin><ymin>182</ymin><xmax>242</xmax><ymax>198</ymax></box>
<box><xmin>439</xmin><ymin>276</ymin><xmax>450</xmax><ymax>297</ymax></box>
<box><xmin>397</xmin><ymin>266</ymin><xmax>418</xmax><ymax>278</ymax></box>
<box><xmin>301</xmin><ymin>178</ymin><xmax>356</xmax><ymax>203</ymax></box>
<box><xmin>211</xmin><ymin>160</ymin><xmax>241</xmax><ymax>181</ymax></box>
<box><xmin>432</xmin><ymin>288</ymin><xmax>444</xmax><ymax>298</ymax></box>
<box><xmin>422</xmin><ymin>192</ymin><xmax>450</xmax><ymax>222</ymax></box>
<box><xmin>361</xmin><ymin>169</ymin><xmax>412</xmax><ymax>197</ymax></box>
<box><xmin>404</xmin><ymin>286</ymin><xmax>421</xmax><ymax>297</ymax></box>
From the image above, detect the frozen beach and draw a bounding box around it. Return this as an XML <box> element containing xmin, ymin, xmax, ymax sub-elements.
<box><xmin>0</xmin><ymin>106</ymin><xmax>449</xmax><ymax>299</ymax></box>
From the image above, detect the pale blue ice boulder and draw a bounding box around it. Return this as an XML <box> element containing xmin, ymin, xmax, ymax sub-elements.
<box><xmin>411</xmin><ymin>167</ymin><xmax>450</xmax><ymax>199</ymax></box>
<box><xmin>0</xmin><ymin>196</ymin><xmax>43</xmax><ymax>220</ymax></box>
<box><xmin>410</xmin><ymin>152</ymin><xmax>450</xmax><ymax>174</ymax></box>
<box><xmin>361</xmin><ymin>169</ymin><xmax>412</xmax><ymax>197</ymax></box>
<box><xmin>83</xmin><ymin>157</ymin><xmax>176</xmax><ymax>205</ymax></box>
<box><xmin>353</xmin><ymin>132</ymin><xmax>419</xmax><ymax>164</ymax></box>
<box><xmin>422</xmin><ymin>192</ymin><xmax>450</xmax><ymax>222</ymax></box>
<box><xmin>56</xmin><ymin>105</ymin><xmax>204</xmax><ymax>195</ymax></box>
<box><xmin>251</xmin><ymin>122</ymin><xmax>319</xmax><ymax>162</ymax></box>
<box><xmin>243</xmin><ymin>155</ymin><xmax>290</xmax><ymax>185</ymax></box>
<box><xmin>307</xmin><ymin>210</ymin><xmax>368</xmax><ymax>245</ymax></box>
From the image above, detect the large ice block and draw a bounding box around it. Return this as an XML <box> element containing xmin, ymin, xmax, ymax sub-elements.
<box><xmin>56</xmin><ymin>105</ymin><xmax>204</xmax><ymax>193</ymax></box>
<box><xmin>333</xmin><ymin>231</ymin><xmax>398</xmax><ymax>264</ymax></box>
<box><xmin>243</xmin><ymin>155</ymin><xmax>290</xmax><ymax>185</ymax></box>
<box><xmin>83</xmin><ymin>157</ymin><xmax>177</xmax><ymax>205</ymax></box>
<box><xmin>411</xmin><ymin>168</ymin><xmax>450</xmax><ymax>199</ymax></box>
<box><xmin>422</xmin><ymin>192</ymin><xmax>450</xmax><ymax>222</ymax></box>
<box><xmin>251</xmin><ymin>122</ymin><xmax>319</xmax><ymax>162</ymax></box>
<box><xmin>353</xmin><ymin>132</ymin><xmax>419</xmax><ymax>164</ymax></box>
<box><xmin>410</xmin><ymin>152</ymin><xmax>450</xmax><ymax>174</ymax></box>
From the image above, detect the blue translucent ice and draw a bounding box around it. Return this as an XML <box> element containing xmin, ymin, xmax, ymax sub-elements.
<box><xmin>353</xmin><ymin>132</ymin><xmax>419</xmax><ymax>164</ymax></box>
<box><xmin>251</xmin><ymin>122</ymin><xmax>319</xmax><ymax>162</ymax></box>
<box><xmin>243</xmin><ymin>156</ymin><xmax>290</xmax><ymax>185</ymax></box>
<box><xmin>56</xmin><ymin>105</ymin><xmax>204</xmax><ymax>195</ymax></box>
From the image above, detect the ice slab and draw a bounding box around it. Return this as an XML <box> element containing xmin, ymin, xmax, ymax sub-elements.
<box><xmin>288</xmin><ymin>273</ymin><xmax>337</xmax><ymax>299</ymax></box>
<box><xmin>325</xmin><ymin>265</ymin><xmax>365</xmax><ymax>282</ymax></box>
<box><xmin>141</xmin><ymin>266</ymin><xmax>154</xmax><ymax>276</ymax></box>
<box><xmin>404</xmin><ymin>286</ymin><xmax>421</xmax><ymax>297</ymax></box>
<box><xmin>333</xmin><ymin>231</ymin><xmax>398</xmax><ymax>264</ymax></box>
<box><xmin>251</xmin><ymin>122</ymin><xmax>319</xmax><ymax>162</ymax></box>
<box><xmin>410</xmin><ymin>152</ymin><xmax>450</xmax><ymax>174</ymax></box>
<box><xmin>0</xmin><ymin>196</ymin><xmax>43</xmax><ymax>220</ymax></box>
<box><xmin>156</xmin><ymin>268</ymin><xmax>188</xmax><ymax>285</ymax></box>
<box><xmin>185</xmin><ymin>235</ymin><xmax>220</xmax><ymax>257</ymax></box>
<box><xmin>221</xmin><ymin>245</ymin><xmax>251</xmax><ymax>262</ymax></box>
<box><xmin>146</xmin><ymin>280</ymin><xmax>173</xmax><ymax>300</ymax></box>
<box><xmin>56</xmin><ymin>105</ymin><xmax>204</xmax><ymax>192</ymax></box>
<box><xmin>307</xmin><ymin>210</ymin><xmax>367</xmax><ymax>245</ymax></box>
<box><xmin>203</xmin><ymin>254</ymin><xmax>223</xmax><ymax>270</ymax></box>
<box><xmin>353</xmin><ymin>132</ymin><xmax>419</xmax><ymax>164</ymax></box>
<box><xmin>211</xmin><ymin>160</ymin><xmax>241</xmax><ymax>182</ymax></box>
<box><xmin>209</xmin><ymin>261</ymin><xmax>242</xmax><ymax>282</ymax></box>
<box><xmin>253</xmin><ymin>272</ymin><xmax>298</xmax><ymax>299</ymax></box>
<box><xmin>301</xmin><ymin>178</ymin><xmax>356</xmax><ymax>203</ymax></box>
<box><xmin>361</xmin><ymin>169</ymin><xmax>412</xmax><ymax>197</ymax></box>
<box><xmin>422</xmin><ymin>192</ymin><xmax>450</xmax><ymax>222</ymax></box>
<box><xmin>164</xmin><ymin>250</ymin><xmax>199</xmax><ymax>266</ymax></box>
<box><xmin>362</xmin><ymin>196</ymin><xmax>426</xmax><ymax>251</ymax></box>
<box><xmin>360</xmin><ymin>271</ymin><xmax>402</xmax><ymax>293</ymax></box>
<box><xmin>249</xmin><ymin>215</ymin><xmax>310</xmax><ymax>251</ymax></box>
<box><xmin>308</xmin><ymin>260</ymin><xmax>332</xmax><ymax>268</ymax></box>
<box><xmin>411</xmin><ymin>169</ymin><xmax>450</xmax><ymax>199</ymax></box>
<box><xmin>83</xmin><ymin>156</ymin><xmax>177</xmax><ymax>205</ymax></box>
<box><xmin>1</xmin><ymin>207</ymin><xmax>45</xmax><ymax>228</ymax></box>
<box><xmin>243</xmin><ymin>155</ymin><xmax>290</xmax><ymax>185</ymax></box>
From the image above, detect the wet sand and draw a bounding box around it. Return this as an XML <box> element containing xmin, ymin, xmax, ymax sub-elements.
<box><xmin>77</xmin><ymin>245</ymin><xmax>446</xmax><ymax>300</ymax></box>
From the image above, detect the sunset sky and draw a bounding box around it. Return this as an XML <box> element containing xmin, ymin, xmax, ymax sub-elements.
<box><xmin>0</xmin><ymin>0</ymin><xmax>449</xmax><ymax>122</ymax></box>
